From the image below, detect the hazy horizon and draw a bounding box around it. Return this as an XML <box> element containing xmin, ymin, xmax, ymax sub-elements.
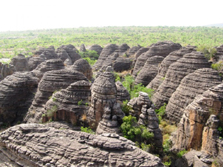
<box><xmin>0</xmin><ymin>0</ymin><xmax>223</xmax><ymax>32</ymax></box>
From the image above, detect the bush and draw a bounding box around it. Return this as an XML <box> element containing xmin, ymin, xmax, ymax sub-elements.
<box><xmin>79</xmin><ymin>50</ymin><xmax>99</xmax><ymax>60</ymax></box>
<box><xmin>177</xmin><ymin>149</ymin><xmax>187</xmax><ymax>158</ymax></box>
<box><xmin>83</xmin><ymin>57</ymin><xmax>97</xmax><ymax>66</ymax></box>
<box><xmin>155</xmin><ymin>103</ymin><xmax>167</xmax><ymax>123</ymax></box>
<box><xmin>197</xmin><ymin>45</ymin><xmax>217</xmax><ymax>60</ymax></box>
<box><xmin>121</xmin><ymin>100</ymin><xmax>132</xmax><ymax>115</ymax></box>
<box><xmin>80</xmin><ymin>126</ymin><xmax>94</xmax><ymax>134</ymax></box>
<box><xmin>211</xmin><ymin>61</ymin><xmax>223</xmax><ymax>71</ymax></box>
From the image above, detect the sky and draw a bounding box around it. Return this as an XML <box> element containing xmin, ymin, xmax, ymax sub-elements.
<box><xmin>0</xmin><ymin>0</ymin><xmax>222</xmax><ymax>32</ymax></box>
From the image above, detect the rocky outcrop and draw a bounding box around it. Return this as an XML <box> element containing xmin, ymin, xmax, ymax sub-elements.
<box><xmin>42</xmin><ymin>80</ymin><xmax>91</xmax><ymax>126</ymax></box>
<box><xmin>80</xmin><ymin>44</ymin><xmax>86</xmax><ymax>52</ymax></box>
<box><xmin>93</xmin><ymin>44</ymin><xmax>118</xmax><ymax>70</ymax></box>
<box><xmin>133</xmin><ymin>41</ymin><xmax>182</xmax><ymax>77</ymax></box>
<box><xmin>0</xmin><ymin>72</ymin><xmax>38</xmax><ymax>125</ymax></box>
<box><xmin>28</xmin><ymin>56</ymin><xmax>45</xmax><ymax>71</ymax></box>
<box><xmin>117</xmin><ymin>43</ymin><xmax>130</xmax><ymax>56</ymax></box>
<box><xmin>88</xmin><ymin>44</ymin><xmax>103</xmax><ymax>55</ymax></box>
<box><xmin>127</xmin><ymin>45</ymin><xmax>141</xmax><ymax>56</ymax></box>
<box><xmin>152</xmin><ymin>51</ymin><xmax>210</xmax><ymax>109</ymax></box>
<box><xmin>70</xmin><ymin>58</ymin><xmax>93</xmax><ymax>80</ymax></box>
<box><xmin>147</xmin><ymin>47</ymin><xmax>195</xmax><ymax>91</ymax></box>
<box><xmin>135</xmin><ymin>56</ymin><xmax>164</xmax><ymax>86</ymax></box>
<box><xmin>32</xmin><ymin>59</ymin><xmax>64</xmax><ymax>80</ymax></box>
<box><xmin>56</xmin><ymin>48</ymin><xmax>70</xmax><ymax>62</ymax></box>
<box><xmin>166</xmin><ymin>68</ymin><xmax>221</xmax><ymax>123</ymax></box>
<box><xmin>215</xmin><ymin>44</ymin><xmax>223</xmax><ymax>61</ymax></box>
<box><xmin>101</xmin><ymin>52</ymin><xmax>119</xmax><ymax>67</ymax></box>
<box><xmin>132</xmin><ymin>47</ymin><xmax>150</xmax><ymax>67</ymax></box>
<box><xmin>116</xmin><ymin>81</ymin><xmax>130</xmax><ymax>102</ymax></box>
<box><xmin>0</xmin><ymin>63</ymin><xmax>15</xmax><ymax>80</ymax></box>
<box><xmin>24</xmin><ymin>69</ymin><xmax>87</xmax><ymax>123</ymax></box>
<box><xmin>0</xmin><ymin>123</ymin><xmax>164</xmax><ymax>167</ymax></box>
<box><xmin>9</xmin><ymin>54</ymin><xmax>29</xmax><ymax>71</ymax></box>
<box><xmin>113</xmin><ymin>57</ymin><xmax>132</xmax><ymax>72</ymax></box>
<box><xmin>87</xmin><ymin>67</ymin><xmax>124</xmax><ymax>129</ymax></box>
<box><xmin>57</xmin><ymin>44</ymin><xmax>81</xmax><ymax>63</ymax></box>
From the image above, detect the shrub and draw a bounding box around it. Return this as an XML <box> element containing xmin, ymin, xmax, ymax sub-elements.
<box><xmin>155</xmin><ymin>103</ymin><xmax>167</xmax><ymax>123</ymax></box>
<box><xmin>80</xmin><ymin>126</ymin><xmax>94</xmax><ymax>134</ymax></box>
<box><xmin>177</xmin><ymin>149</ymin><xmax>187</xmax><ymax>158</ymax></box>
<box><xmin>83</xmin><ymin>57</ymin><xmax>97</xmax><ymax>66</ymax></box>
<box><xmin>79</xmin><ymin>50</ymin><xmax>99</xmax><ymax>60</ymax></box>
<box><xmin>197</xmin><ymin>45</ymin><xmax>217</xmax><ymax>60</ymax></box>
<box><xmin>211</xmin><ymin>61</ymin><xmax>223</xmax><ymax>71</ymax></box>
<box><xmin>121</xmin><ymin>100</ymin><xmax>132</xmax><ymax>115</ymax></box>
<box><xmin>46</xmin><ymin>105</ymin><xmax>58</xmax><ymax>117</ymax></box>
<box><xmin>78</xmin><ymin>100</ymin><xmax>83</xmax><ymax>106</ymax></box>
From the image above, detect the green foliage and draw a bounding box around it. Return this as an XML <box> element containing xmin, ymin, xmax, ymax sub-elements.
<box><xmin>83</xmin><ymin>57</ymin><xmax>97</xmax><ymax>66</ymax></box>
<box><xmin>78</xmin><ymin>100</ymin><xmax>83</xmax><ymax>106</ymax></box>
<box><xmin>155</xmin><ymin>103</ymin><xmax>167</xmax><ymax>123</ymax></box>
<box><xmin>79</xmin><ymin>50</ymin><xmax>99</xmax><ymax>60</ymax></box>
<box><xmin>164</xmin><ymin>160</ymin><xmax>171</xmax><ymax>167</ymax></box>
<box><xmin>163</xmin><ymin>139</ymin><xmax>171</xmax><ymax>153</ymax></box>
<box><xmin>114</xmin><ymin>72</ymin><xmax>121</xmax><ymax>82</ymax></box>
<box><xmin>46</xmin><ymin>105</ymin><xmax>58</xmax><ymax>117</ymax></box>
<box><xmin>80</xmin><ymin>126</ymin><xmax>94</xmax><ymax>134</ymax></box>
<box><xmin>177</xmin><ymin>149</ymin><xmax>187</xmax><ymax>158</ymax></box>
<box><xmin>197</xmin><ymin>45</ymin><xmax>217</xmax><ymax>60</ymax></box>
<box><xmin>211</xmin><ymin>61</ymin><xmax>223</xmax><ymax>71</ymax></box>
<box><xmin>121</xmin><ymin>100</ymin><xmax>132</xmax><ymax>115</ymax></box>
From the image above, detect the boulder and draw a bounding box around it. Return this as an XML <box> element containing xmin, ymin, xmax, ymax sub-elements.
<box><xmin>88</xmin><ymin>44</ymin><xmax>103</xmax><ymax>55</ymax></box>
<box><xmin>9</xmin><ymin>54</ymin><xmax>29</xmax><ymax>71</ymax></box>
<box><xmin>69</xmin><ymin>58</ymin><xmax>93</xmax><ymax>80</ymax></box>
<box><xmin>166</xmin><ymin>68</ymin><xmax>221</xmax><ymax>123</ymax></box>
<box><xmin>127</xmin><ymin>45</ymin><xmax>141</xmax><ymax>56</ymax></box>
<box><xmin>117</xmin><ymin>43</ymin><xmax>130</xmax><ymax>56</ymax></box>
<box><xmin>56</xmin><ymin>48</ymin><xmax>70</xmax><ymax>62</ymax></box>
<box><xmin>0</xmin><ymin>64</ymin><xmax>15</xmax><ymax>80</ymax></box>
<box><xmin>80</xmin><ymin>44</ymin><xmax>87</xmax><ymax>52</ymax></box>
<box><xmin>147</xmin><ymin>47</ymin><xmax>195</xmax><ymax>91</ymax></box>
<box><xmin>24</xmin><ymin>69</ymin><xmax>87</xmax><ymax>123</ymax></box>
<box><xmin>102</xmin><ymin>52</ymin><xmax>119</xmax><ymax>67</ymax></box>
<box><xmin>113</xmin><ymin>57</ymin><xmax>132</xmax><ymax>72</ymax></box>
<box><xmin>0</xmin><ymin>123</ymin><xmax>164</xmax><ymax>167</ymax></box>
<box><xmin>28</xmin><ymin>56</ymin><xmax>45</xmax><ymax>71</ymax></box>
<box><xmin>135</xmin><ymin>56</ymin><xmax>164</xmax><ymax>86</ymax></box>
<box><xmin>152</xmin><ymin>51</ymin><xmax>210</xmax><ymax>109</ymax></box>
<box><xmin>57</xmin><ymin>44</ymin><xmax>81</xmax><ymax>63</ymax></box>
<box><xmin>116</xmin><ymin>81</ymin><xmax>130</xmax><ymax>102</ymax></box>
<box><xmin>0</xmin><ymin>72</ymin><xmax>38</xmax><ymax>125</ymax></box>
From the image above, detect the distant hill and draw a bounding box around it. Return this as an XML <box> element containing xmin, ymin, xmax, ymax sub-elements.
<box><xmin>205</xmin><ymin>23</ymin><xmax>223</xmax><ymax>27</ymax></box>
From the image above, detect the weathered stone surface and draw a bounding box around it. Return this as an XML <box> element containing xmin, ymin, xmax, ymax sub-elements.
<box><xmin>28</xmin><ymin>56</ymin><xmax>45</xmax><ymax>71</ymax></box>
<box><xmin>42</xmin><ymin>80</ymin><xmax>91</xmax><ymax>126</ymax></box>
<box><xmin>87</xmin><ymin>67</ymin><xmax>124</xmax><ymax>129</ymax></box>
<box><xmin>135</xmin><ymin>56</ymin><xmax>164</xmax><ymax>86</ymax></box>
<box><xmin>80</xmin><ymin>44</ymin><xmax>87</xmax><ymax>52</ymax></box>
<box><xmin>172</xmin><ymin>83</ymin><xmax>223</xmax><ymax>153</ymax></box>
<box><xmin>215</xmin><ymin>44</ymin><xmax>223</xmax><ymax>61</ymax></box>
<box><xmin>116</xmin><ymin>81</ymin><xmax>130</xmax><ymax>102</ymax></box>
<box><xmin>117</xmin><ymin>43</ymin><xmax>130</xmax><ymax>56</ymax></box>
<box><xmin>56</xmin><ymin>48</ymin><xmax>70</xmax><ymax>62</ymax></box>
<box><xmin>101</xmin><ymin>52</ymin><xmax>119</xmax><ymax>67</ymax></box>
<box><xmin>0</xmin><ymin>72</ymin><xmax>38</xmax><ymax>125</ymax></box>
<box><xmin>132</xmin><ymin>47</ymin><xmax>150</xmax><ymax>67</ymax></box>
<box><xmin>0</xmin><ymin>123</ymin><xmax>164</xmax><ymax>167</ymax></box>
<box><xmin>113</xmin><ymin>57</ymin><xmax>132</xmax><ymax>72</ymax></box>
<box><xmin>69</xmin><ymin>58</ymin><xmax>93</xmax><ymax>80</ymax></box>
<box><xmin>127</xmin><ymin>45</ymin><xmax>141</xmax><ymax>56</ymax></box>
<box><xmin>93</xmin><ymin>44</ymin><xmax>118</xmax><ymax>70</ymax></box>
<box><xmin>88</xmin><ymin>44</ymin><xmax>103</xmax><ymax>55</ymax></box>
<box><xmin>166</xmin><ymin>68</ymin><xmax>221</xmax><ymax>123</ymax></box>
<box><xmin>33</xmin><ymin>46</ymin><xmax>56</xmax><ymax>57</ymax></box>
<box><xmin>9</xmin><ymin>54</ymin><xmax>29</xmax><ymax>71</ymax></box>
<box><xmin>152</xmin><ymin>51</ymin><xmax>210</xmax><ymax>109</ymax></box>
<box><xmin>32</xmin><ymin>59</ymin><xmax>64</xmax><ymax>80</ymax></box>
<box><xmin>0</xmin><ymin>64</ymin><xmax>15</xmax><ymax>80</ymax></box>
<box><xmin>147</xmin><ymin>47</ymin><xmax>195</xmax><ymax>91</ymax></box>
<box><xmin>24</xmin><ymin>69</ymin><xmax>87</xmax><ymax>123</ymax></box>
<box><xmin>133</xmin><ymin>41</ymin><xmax>182</xmax><ymax>77</ymax></box>
<box><xmin>57</xmin><ymin>44</ymin><xmax>81</xmax><ymax>63</ymax></box>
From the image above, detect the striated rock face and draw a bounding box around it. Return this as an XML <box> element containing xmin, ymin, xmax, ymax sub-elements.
<box><xmin>0</xmin><ymin>123</ymin><xmax>164</xmax><ymax>167</ymax></box>
<box><xmin>215</xmin><ymin>44</ymin><xmax>223</xmax><ymax>61</ymax></box>
<box><xmin>24</xmin><ymin>69</ymin><xmax>87</xmax><ymax>123</ymax></box>
<box><xmin>42</xmin><ymin>80</ymin><xmax>91</xmax><ymax>126</ymax></box>
<box><xmin>101</xmin><ymin>52</ymin><xmax>119</xmax><ymax>68</ymax></box>
<box><xmin>28</xmin><ymin>56</ymin><xmax>45</xmax><ymax>71</ymax></box>
<box><xmin>56</xmin><ymin>48</ymin><xmax>70</xmax><ymax>62</ymax></box>
<box><xmin>57</xmin><ymin>44</ymin><xmax>81</xmax><ymax>63</ymax></box>
<box><xmin>147</xmin><ymin>47</ymin><xmax>195</xmax><ymax>91</ymax></box>
<box><xmin>113</xmin><ymin>57</ymin><xmax>132</xmax><ymax>72</ymax></box>
<box><xmin>133</xmin><ymin>41</ymin><xmax>182</xmax><ymax>77</ymax></box>
<box><xmin>80</xmin><ymin>44</ymin><xmax>87</xmax><ymax>52</ymax></box>
<box><xmin>172</xmin><ymin>83</ymin><xmax>223</xmax><ymax>154</ymax></box>
<box><xmin>132</xmin><ymin>47</ymin><xmax>150</xmax><ymax>67</ymax></box>
<box><xmin>32</xmin><ymin>59</ymin><xmax>64</xmax><ymax>80</ymax></box>
<box><xmin>70</xmin><ymin>58</ymin><xmax>93</xmax><ymax>80</ymax></box>
<box><xmin>135</xmin><ymin>56</ymin><xmax>164</xmax><ymax>86</ymax></box>
<box><xmin>127</xmin><ymin>45</ymin><xmax>141</xmax><ymax>56</ymax></box>
<box><xmin>116</xmin><ymin>81</ymin><xmax>130</xmax><ymax>102</ymax></box>
<box><xmin>88</xmin><ymin>44</ymin><xmax>103</xmax><ymax>55</ymax></box>
<box><xmin>152</xmin><ymin>51</ymin><xmax>210</xmax><ymax>109</ymax></box>
<box><xmin>9</xmin><ymin>54</ymin><xmax>29</xmax><ymax>71</ymax></box>
<box><xmin>93</xmin><ymin>44</ymin><xmax>118</xmax><ymax>70</ymax></box>
<box><xmin>166</xmin><ymin>68</ymin><xmax>221</xmax><ymax>123</ymax></box>
<box><xmin>117</xmin><ymin>43</ymin><xmax>130</xmax><ymax>56</ymax></box>
<box><xmin>87</xmin><ymin>67</ymin><xmax>124</xmax><ymax>129</ymax></box>
<box><xmin>0</xmin><ymin>64</ymin><xmax>15</xmax><ymax>80</ymax></box>
<box><xmin>0</xmin><ymin>72</ymin><xmax>38</xmax><ymax>125</ymax></box>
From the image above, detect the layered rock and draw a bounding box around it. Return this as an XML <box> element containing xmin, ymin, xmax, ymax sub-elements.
<box><xmin>133</xmin><ymin>41</ymin><xmax>181</xmax><ymax>77</ymax></box>
<box><xmin>152</xmin><ymin>51</ymin><xmax>210</xmax><ymax>108</ymax></box>
<box><xmin>172</xmin><ymin>83</ymin><xmax>223</xmax><ymax>153</ymax></box>
<box><xmin>215</xmin><ymin>44</ymin><xmax>223</xmax><ymax>61</ymax></box>
<box><xmin>88</xmin><ymin>44</ymin><xmax>103</xmax><ymax>55</ymax></box>
<box><xmin>24</xmin><ymin>69</ymin><xmax>87</xmax><ymax>123</ymax></box>
<box><xmin>57</xmin><ymin>44</ymin><xmax>80</xmax><ymax>63</ymax></box>
<box><xmin>0</xmin><ymin>123</ymin><xmax>164</xmax><ymax>167</ymax></box>
<box><xmin>135</xmin><ymin>56</ymin><xmax>164</xmax><ymax>86</ymax></box>
<box><xmin>127</xmin><ymin>45</ymin><xmax>141</xmax><ymax>56</ymax></box>
<box><xmin>0</xmin><ymin>63</ymin><xmax>14</xmax><ymax>80</ymax></box>
<box><xmin>28</xmin><ymin>56</ymin><xmax>45</xmax><ymax>71</ymax></box>
<box><xmin>113</xmin><ymin>57</ymin><xmax>132</xmax><ymax>72</ymax></box>
<box><xmin>70</xmin><ymin>58</ymin><xmax>93</xmax><ymax>80</ymax></box>
<box><xmin>56</xmin><ymin>48</ymin><xmax>70</xmax><ymax>62</ymax></box>
<box><xmin>93</xmin><ymin>44</ymin><xmax>118</xmax><ymax>70</ymax></box>
<box><xmin>87</xmin><ymin>67</ymin><xmax>124</xmax><ymax>129</ymax></box>
<box><xmin>42</xmin><ymin>80</ymin><xmax>91</xmax><ymax>126</ymax></box>
<box><xmin>0</xmin><ymin>72</ymin><xmax>38</xmax><ymax>125</ymax></box>
<box><xmin>117</xmin><ymin>43</ymin><xmax>130</xmax><ymax>56</ymax></box>
<box><xmin>116</xmin><ymin>81</ymin><xmax>130</xmax><ymax>102</ymax></box>
<box><xmin>80</xmin><ymin>44</ymin><xmax>87</xmax><ymax>52</ymax></box>
<box><xmin>32</xmin><ymin>59</ymin><xmax>64</xmax><ymax>80</ymax></box>
<box><xmin>166</xmin><ymin>68</ymin><xmax>221</xmax><ymax>123</ymax></box>
<box><xmin>147</xmin><ymin>47</ymin><xmax>195</xmax><ymax>91</ymax></box>
<box><xmin>102</xmin><ymin>52</ymin><xmax>119</xmax><ymax>67</ymax></box>
<box><xmin>132</xmin><ymin>47</ymin><xmax>150</xmax><ymax>67</ymax></box>
<box><xmin>9</xmin><ymin>54</ymin><xmax>29</xmax><ymax>71</ymax></box>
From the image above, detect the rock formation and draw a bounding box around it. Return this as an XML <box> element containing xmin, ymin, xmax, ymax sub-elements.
<box><xmin>56</xmin><ymin>48</ymin><xmax>70</xmax><ymax>62</ymax></box>
<box><xmin>133</xmin><ymin>41</ymin><xmax>182</xmax><ymax>77</ymax></box>
<box><xmin>28</xmin><ymin>56</ymin><xmax>45</xmax><ymax>71</ymax></box>
<box><xmin>165</xmin><ymin>68</ymin><xmax>221</xmax><ymax>123</ymax></box>
<box><xmin>87</xmin><ymin>66</ymin><xmax>124</xmax><ymax>129</ymax></box>
<box><xmin>215</xmin><ymin>44</ymin><xmax>223</xmax><ymax>61</ymax></box>
<box><xmin>113</xmin><ymin>57</ymin><xmax>132</xmax><ymax>72</ymax></box>
<box><xmin>0</xmin><ymin>63</ymin><xmax>15</xmax><ymax>80</ymax></box>
<box><xmin>132</xmin><ymin>47</ymin><xmax>150</xmax><ymax>67</ymax></box>
<box><xmin>135</xmin><ymin>56</ymin><xmax>164</xmax><ymax>86</ymax></box>
<box><xmin>0</xmin><ymin>72</ymin><xmax>38</xmax><ymax>125</ymax></box>
<box><xmin>24</xmin><ymin>69</ymin><xmax>87</xmax><ymax>123</ymax></box>
<box><xmin>57</xmin><ymin>44</ymin><xmax>81</xmax><ymax>63</ymax></box>
<box><xmin>88</xmin><ymin>44</ymin><xmax>103</xmax><ymax>55</ymax></box>
<box><xmin>152</xmin><ymin>51</ymin><xmax>210</xmax><ymax>109</ymax></box>
<box><xmin>69</xmin><ymin>58</ymin><xmax>93</xmax><ymax>80</ymax></box>
<box><xmin>9</xmin><ymin>54</ymin><xmax>29</xmax><ymax>71</ymax></box>
<box><xmin>32</xmin><ymin>59</ymin><xmax>64</xmax><ymax>80</ymax></box>
<box><xmin>117</xmin><ymin>43</ymin><xmax>130</xmax><ymax>56</ymax></box>
<box><xmin>116</xmin><ymin>81</ymin><xmax>130</xmax><ymax>102</ymax></box>
<box><xmin>0</xmin><ymin>123</ymin><xmax>164</xmax><ymax>167</ymax></box>
<box><xmin>147</xmin><ymin>47</ymin><xmax>195</xmax><ymax>91</ymax></box>
<box><xmin>127</xmin><ymin>45</ymin><xmax>141</xmax><ymax>56</ymax></box>
<box><xmin>42</xmin><ymin>80</ymin><xmax>91</xmax><ymax>126</ymax></box>
<box><xmin>80</xmin><ymin>44</ymin><xmax>87</xmax><ymax>52</ymax></box>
